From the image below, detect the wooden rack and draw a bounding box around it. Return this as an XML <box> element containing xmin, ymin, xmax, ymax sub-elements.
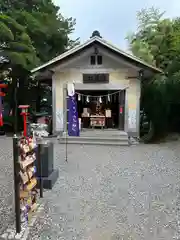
<box><xmin>18</xmin><ymin>136</ymin><xmax>38</xmax><ymax>225</ymax></box>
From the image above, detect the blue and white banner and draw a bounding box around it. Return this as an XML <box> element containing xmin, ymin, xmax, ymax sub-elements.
<box><xmin>67</xmin><ymin>84</ymin><xmax>79</xmax><ymax>136</ymax></box>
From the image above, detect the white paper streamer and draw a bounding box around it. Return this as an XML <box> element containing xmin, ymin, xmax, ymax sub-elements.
<box><xmin>67</xmin><ymin>83</ymin><xmax>75</xmax><ymax>96</ymax></box>
<box><xmin>108</xmin><ymin>94</ymin><xmax>110</xmax><ymax>102</ymax></box>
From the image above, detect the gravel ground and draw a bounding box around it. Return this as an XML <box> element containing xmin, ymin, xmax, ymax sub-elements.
<box><xmin>0</xmin><ymin>138</ymin><xmax>180</xmax><ymax>239</ymax></box>
<box><xmin>29</xmin><ymin>141</ymin><xmax>180</xmax><ymax>240</ymax></box>
<box><xmin>0</xmin><ymin>138</ymin><xmax>14</xmax><ymax>233</ymax></box>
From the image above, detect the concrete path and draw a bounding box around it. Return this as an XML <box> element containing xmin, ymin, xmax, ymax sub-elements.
<box><xmin>29</xmin><ymin>142</ymin><xmax>180</xmax><ymax>240</ymax></box>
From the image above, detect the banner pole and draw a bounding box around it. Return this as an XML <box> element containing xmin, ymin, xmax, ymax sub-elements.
<box><xmin>65</xmin><ymin>123</ymin><xmax>68</xmax><ymax>162</ymax></box>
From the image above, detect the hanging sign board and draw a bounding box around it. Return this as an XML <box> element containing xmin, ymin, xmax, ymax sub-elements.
<box><xmin>56</xmin><ymin>109</ymin><xmax>63</xmax><ymax>131</ymax></box>
<box><xmin>128</xmin><ymin>109</ymin><xmax>136</xmax><ymax>129</ymax></box>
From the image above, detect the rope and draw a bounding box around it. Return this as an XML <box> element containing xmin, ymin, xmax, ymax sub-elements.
<box><xmin>75</xmin><ymin>89</ymin><xmax>122</xmax><ymax>98</ymax></box>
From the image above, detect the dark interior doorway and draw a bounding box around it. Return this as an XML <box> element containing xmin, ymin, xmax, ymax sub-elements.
<box><xmin>75</xmin><ymin>90</ymin><xmax>124</xmax><ymax>129</ymax></box>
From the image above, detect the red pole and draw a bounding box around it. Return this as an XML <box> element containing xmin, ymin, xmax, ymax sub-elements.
<box><xmin>23</xmin><ymin>114</ymin><xmax>27</xmax><ymax>137</ymax></box>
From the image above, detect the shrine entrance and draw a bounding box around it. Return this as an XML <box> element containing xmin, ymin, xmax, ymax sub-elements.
<box><xmin>75</xmin><ymin>90</ymin><xmax>125</xmax><ymax>130</ymax></box>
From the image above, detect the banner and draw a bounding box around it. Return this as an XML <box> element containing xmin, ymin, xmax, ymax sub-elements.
<box><xmin>67</xmin><ymin>83</ymin><xmax>79</xmax><ymax>136</ymax></box>
<box><xmin>67</xmin><ymin>95</ymin><xmax>79</xmax><ymax>136</ymax></box>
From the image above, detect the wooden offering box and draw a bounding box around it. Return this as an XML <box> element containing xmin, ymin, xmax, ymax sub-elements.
<box><xmin>90</xmin><ymin>115</ymin><xmax>105</xmax><ymax>128</ymax></box>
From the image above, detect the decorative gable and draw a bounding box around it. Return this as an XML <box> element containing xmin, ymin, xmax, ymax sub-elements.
<box><xmin>52</xmin><ymin>44</ymin><xmax>134</xmax><ymax>72</ymax></box>
<box><xmin>31</xmin><ymin>31</ymin><xmax>162</xmax><ymax>76</ymax></box>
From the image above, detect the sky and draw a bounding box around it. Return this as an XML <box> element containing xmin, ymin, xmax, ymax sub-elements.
<box><xmin>54</xmin><ymin>0</ymin><xmax>180</xmax><ymax>50</ymax></box>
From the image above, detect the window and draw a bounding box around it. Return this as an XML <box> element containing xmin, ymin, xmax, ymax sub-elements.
<box><xmin>90</xmin><ymin>55</ymin><xmax>96</xmax><ymax>65</ymax></box>
<box><xmin>90</xmin><ymin>55</ymin><xmax>103</xmax><ymax>65</ymax></box>
<box><xmin>97</xmin><ymin>55</ymin><xmax>102</xmax><ymax>65</ymax></box>
<box><xmin>83</xmin><ymin>74</ymin><xmax>109</xmax><ymax>84</ymax></box>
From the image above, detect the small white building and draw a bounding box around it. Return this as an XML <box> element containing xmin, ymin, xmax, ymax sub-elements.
<box><xmin>32</xmin><ymin>31</ymin><xmax>162</xmax><ymax>138</ymax></box>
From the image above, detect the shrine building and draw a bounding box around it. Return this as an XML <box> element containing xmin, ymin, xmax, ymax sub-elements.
<box><xmin>31</xmin><ymin>31</ymin><xmax>162</xmax><ymax>138</ymax></box>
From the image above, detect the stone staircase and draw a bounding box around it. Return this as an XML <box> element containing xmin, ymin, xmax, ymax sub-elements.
<box><xmin>58</xmin><ymin>129</ymin><xmax>130</xmax><ymax>146</ymax></box>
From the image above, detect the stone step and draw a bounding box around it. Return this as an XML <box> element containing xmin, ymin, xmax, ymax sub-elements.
<box><xmin>80</xmin><ymin>130</ymin><xmax>127</xmax><ymax>137</ymax></box>
<box><xmin>58</xmin><ymin>130</ymin><xmax>130</xmax><ymax>146</ymax></box>
<box><xmin>58</xmin><ymin>135</ymin><xmax>129</xmax><ymax>146</ymax></box>
<box><xmin>58</xmin><ymin>140</ymin><xmax>129</xmax><ymax>146</ymax></box>
<box><xmin>60</xmin><ymin>135</ymin><xmax>128</xmax><ymax>142</ymax></box>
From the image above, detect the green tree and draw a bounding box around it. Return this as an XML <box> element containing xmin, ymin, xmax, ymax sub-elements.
<box><xmin>127</xmin><ymin>8</ymin><xmax>174</xmax><ymax>69</ymax></box>
<box><xmin>0</xmin><ymin>0</ymin><xmax>78</xmax><ymax>94</ymax></box>
<box><xmin>0</xmin><ymin>14</ymin><xmax>39</xmax><ymax>70</ymax></box>
<box><xmin>0</xmin><ymin>0</ymin><xmax>78</xmax><ymax>77</ymax></box>
<box><xmin>0</xmin><ymin>0</ymin><xmax>78</xmax><ymax>131</ymax></box>
<box><xmin>1</xmin><ymin>0</ymin><xmax>79</xmax><ymax>63</ymax></box>
<box><xmin>0</xmin><ymin>0</ymin><xmax>59</xmax><ymax>14</ymax></box>
<box><xmin>11</xmin><ymin>10</ymin><xmax>77</xmax><ymax>62</ymax></box>
<box><xmin>127</xmin><ymin>7</ymin><xmax>180</xmax><ymax>140</ymax></box>
<box><xmin>0</xmin><ymin>13</ymin><xmax>40</xmax><ymax>131</ymax></box>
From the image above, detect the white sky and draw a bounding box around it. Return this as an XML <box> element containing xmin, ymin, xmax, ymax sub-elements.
<box><xmin>54</xmin><ymin>0</ymin><xmax>180</xmax><ymax>50</ymax></box>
